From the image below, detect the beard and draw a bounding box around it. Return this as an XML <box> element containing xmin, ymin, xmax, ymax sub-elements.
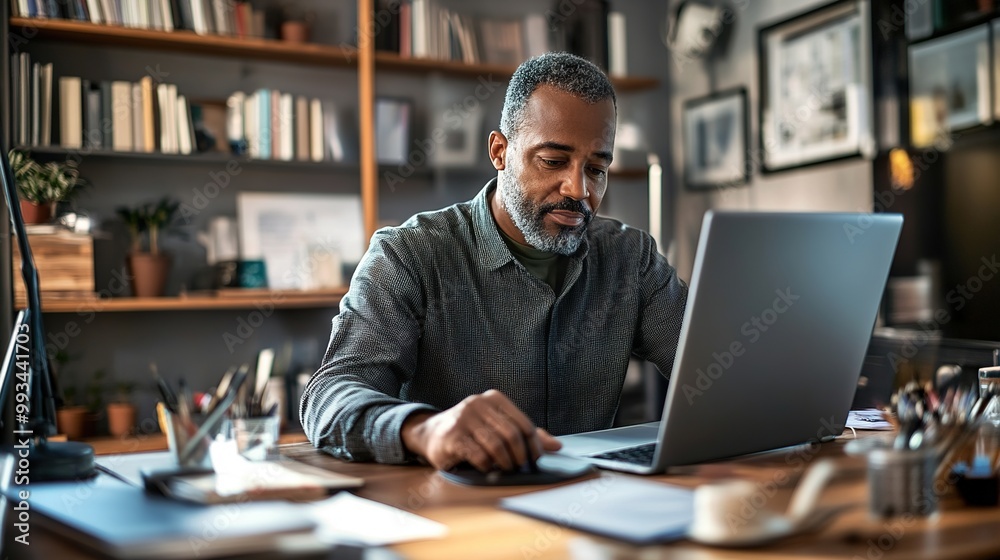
<box><xmin>498</xmin><ymin>172</ymin><xmax>593</xmax><ymax>256</ymax></box>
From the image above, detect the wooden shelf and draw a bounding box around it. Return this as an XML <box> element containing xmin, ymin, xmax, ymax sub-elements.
<box><xmin>39</xmin><ymin>289</ymin><xmax>347</xmax><ymax>313</ymax></box>
<box><xmin>21</xmin><ymin>145</ymin><xmax>360</xmax><ymax>171</ymax></box>
<box><xmin>9</xmin><ymin>17</ymin><xmax>358</xmax><ymax>67</ymax></box>
<box><xmin>374</xmin><ymin>51</ymin><xmax>660</xmax><ymax>92</ymax></box>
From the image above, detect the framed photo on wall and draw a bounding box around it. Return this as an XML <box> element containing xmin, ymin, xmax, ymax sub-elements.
<box><xmin>682</xmin><ymin>88</ymin><xmax>749</xmax><ymax>189</ymax></box>
<box><xmin>909</xmin><ymin>24</ymin><xmax>992</xmax><ymax>148</ymax></box>
<box><xmin>758</xmin><ymin>0</ymin><xmax>874</xmax><ymax>172</ymax></box>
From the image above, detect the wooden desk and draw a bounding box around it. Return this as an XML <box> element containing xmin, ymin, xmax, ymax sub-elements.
<box><xmin>18</xmin><ymin>433</ymin><xmax>1000</xmax><ymax>559</ymax></box>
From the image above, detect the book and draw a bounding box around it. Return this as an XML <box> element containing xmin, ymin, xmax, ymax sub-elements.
<box><xmin>270</xmin><ymin>88</ymin><xmax>281</xmax><ymax>159</ymax></box>
<box><xmin>100</xmin><ymin>80</ymin><xmax>112</xmax><ymax>149</ymax></box>
<box><xmin>84</xmin><ymin>84</ymin><xmax>102</xmax><ymax>149</ymax></box>
<box><xmin>176</xmin><ymin>94</ymin><xmax>193</xmax><ymax>154</ymax></box>
<box><xmin>85</xmin><ymin>0</ymin><xmax>102</xmax><ymax>24</ymax></box>
<box><xmin>257</xmin><ymin>88</ymin><xmax>271</xmax><ymax>159</ymax></box>
<box><xmin>278</xmin><ymin>92</ymin><xmax>293</xmax><ymax>161</ymax></box>
<box><xmin>309</xmin><ymin>98</ymin><xmax>324</xmax><ymax>162</ymax></box>
<box><xmin>140</xmin><ymin>75</ymin><xmax>155</xmax><ymax>152</ymax></box>
<box><xmin>131</xmin><ymin>82</ymin><xmax>144</xmax><ymax>151</ymax></box>
<box><xmin>58</xmin><ymin>75</ymin><xmax>82</xmax><ymax>148</ymax></box>
<box><xmin>39</xmin><ymin>62</ymin><xmax>52</xmax><ymax>146</ymax></box>
<box><xmin>110</xmin><ymin>80</ymin><xmax>133</xmax><ymax>151</ymax></box>
<box><xmin>294</xmin><ymin>95</ymin><xmax>309</xmax><ymax>162</ymax></box>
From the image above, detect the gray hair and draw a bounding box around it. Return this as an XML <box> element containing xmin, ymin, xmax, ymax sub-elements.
<box><xmin>499</xmin><ymin>52</ymin><xmax>617</xmax><ymax>139</ymax></box>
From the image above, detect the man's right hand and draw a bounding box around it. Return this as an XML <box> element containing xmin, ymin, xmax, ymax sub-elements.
<box><xmin>401</xmin><ymin>389</ymin><xmax>561</xmax><ymax>472</ymax></box>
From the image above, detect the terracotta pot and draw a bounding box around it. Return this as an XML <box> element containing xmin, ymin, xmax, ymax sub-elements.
<box><xmin>280</xmin><ymin>20</ymin><xmax>309</xmax><ymax>43</ymax></box>
<box><xmin>20</xmin><ymin>199</ymin><xmax>53</xmax><ymax>224</ymax></box>
<box><xmin>56</xmin><ymin>406</ymin><xmax>89</xmax><ymax>440</ymax></box>
<box><xmin>127</xmin><ymin>252</ymin><xmax>172</xmax><ymax>297</ymax></box>
<box><xmin>106</xmin><ymin>403</ymin><xmax>137</xmax><ymax>437</ymax></box>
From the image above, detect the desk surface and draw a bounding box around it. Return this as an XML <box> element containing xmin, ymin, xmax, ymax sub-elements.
<box><xmin>17</xmin><ymin>432</ymin><xmax>1000</xmax><ymax>560</ymax></box>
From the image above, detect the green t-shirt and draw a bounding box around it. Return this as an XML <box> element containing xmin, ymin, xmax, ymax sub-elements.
<box><xmin>497</xmin><ymin>227</ymin><xmax>568</xmax><ymax>292</ymax></box>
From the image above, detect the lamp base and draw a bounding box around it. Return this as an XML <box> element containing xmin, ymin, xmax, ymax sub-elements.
<box><xmin>23</xmin><ymin>440</ymin><xmax>96</xmax><ymax>481</ymax></box>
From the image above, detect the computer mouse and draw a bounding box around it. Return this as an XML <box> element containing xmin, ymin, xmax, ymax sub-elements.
<box><xmin>439</xmin><ymin>454</ymin><xmax>596</xmax><ymax>486</ymax></box>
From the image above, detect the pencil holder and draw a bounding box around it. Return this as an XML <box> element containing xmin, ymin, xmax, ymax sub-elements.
<box><xmin>867</xmin><ymin>446</ymin><xmax>939</xmax><ymax>518</ymax></box>
<box><xmin>163</xmin><ymin>407</ymin><xmax>227</xmax><ymax>470</ymax></box>
<box><xmin>231</xmin><ymin>414</ymin><xmax>280</xmax><ymax>461</ymax></box>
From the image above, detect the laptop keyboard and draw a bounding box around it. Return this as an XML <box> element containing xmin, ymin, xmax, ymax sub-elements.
<box><xmin>589</xmin><ymin>443</ymin><xmax>656</xmax><ymax>466</ymax></box>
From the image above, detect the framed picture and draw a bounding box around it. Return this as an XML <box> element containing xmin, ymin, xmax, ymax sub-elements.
<box><xmin>430</xmin><ymin>104</ymin><xmax>483</xmax><ymax>167</ymax></box>
<box><xmin>909</xmin><ymin>24</ymin><xmax>992</xmax><ymax>148</ymax></box>
<box><xmin>237</xmin><ymin>192</ymin><xmax>365</xmax><ymax>290</ymax></box>
<box><xmin>375</xmin><ymin>97</ymin><xmax>411</xmax><ymax>165</ymax></box>
<box><xmin>758</xmin><ymin>0</ymin><xmax>874</xmax><ymax>172</ymax></box>
<box><xmin>682</xmin><ymin>88</ymin><xmax>749</xmax><ymax>189</ymax></box>
<box><xmin>995</xmin><ymin>20</ymin><xmax>1000</xmax><ymax>121</ymax></box>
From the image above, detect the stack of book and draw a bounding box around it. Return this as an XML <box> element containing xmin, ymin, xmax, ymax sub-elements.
<box><xmin>56</xmin><ymin>73</ymin><xmax>198</xmax><ymax>155</ymax></box>
<box><xmin>10</xmin><ymin>0</ymin><xmax>267</xmax><ymax>38</ymax></box>
<box><xmin>9</xmin><ymin>52</ymin><xmax>53</xmax><ymax>148</ymax></box>
<box><xmin>226</xmin><ymin>90</ymin><xmax>333</xmax><ymax>163</ymax></box>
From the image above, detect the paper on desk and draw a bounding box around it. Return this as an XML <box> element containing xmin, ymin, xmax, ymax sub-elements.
<box><xmin>847</xmin><ymin>408</ymin><xmax>894</xmax><ymax>430</ymax></box>
<box><xmin>308</xmin><ymin>492</ymin><xmax>447</xmax><ymax>546</ymax></box>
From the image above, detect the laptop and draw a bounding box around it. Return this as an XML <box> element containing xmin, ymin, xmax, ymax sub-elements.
<box><xmin>557</xmin><ymin>211</ymin><xmax>903</xmax><ymax>474</ymax></box>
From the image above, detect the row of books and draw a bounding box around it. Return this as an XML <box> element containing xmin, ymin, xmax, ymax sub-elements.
<box><xmin>372</xmin><ymin>0</ymin><xmax>625</xmax><ymax>74</ymax></box>
<box><xmin>226</xmin><ymin>90</ymin><xmax>336</xmax><ymax>163</ymax></box>
<box><xmin>58</xmin><ymin>74</ymin><xmax>199</xmax><ymax>155</ymax></box>
<box><xmin>11</xmin><ymin>0</ymin><xmax>267</xmax><ymax>38</ymax></box>
<box><xmin>374</xmin><ymin>0</ymin><xmax>548</xmax><ymax>66</ymax></box>
<box><xmin>9</xmin><ymin>53</ymin><xmax>53</xmax><ymax>148</ymax></box>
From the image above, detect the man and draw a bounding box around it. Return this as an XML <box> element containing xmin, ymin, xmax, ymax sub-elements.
<box><xmin>301</xmin><ymin>52</ymin><xmax>687</xmax><ymax>472</ymax></box>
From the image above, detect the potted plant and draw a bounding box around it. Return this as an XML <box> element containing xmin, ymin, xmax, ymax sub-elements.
<box><xmin>56</xmin><ymin>385</ymin><xmax>88</xmax><ymax>441</ymax></box>
<box><xmin>117</xmin><ymin>197</ymin><xmax>180</xmax><ymax>298</ymax></box>
<box><xmin>83</xmin><ymin>368</ymin><xmax>107</xmax><ymax>437</ymax></box>
<box><xmin>106</xmin><ymin>380</ymin><xmax>137</xmax><ymax>437</ymax></box>
<box><xmin>9</xmin><ymin>149</ymin><xmax>84</xmax><ymax>224</ymax></box>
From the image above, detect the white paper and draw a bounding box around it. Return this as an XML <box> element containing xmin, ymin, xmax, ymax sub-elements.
<box><xmin>847</xmin><ymin>409</ymin><xmax>894</xmax><ymax>431</ymax></box>
<box><xmin>308</xmin><ymin>492</ymin><xmax>447</xmax><ymax>546</ymax></box>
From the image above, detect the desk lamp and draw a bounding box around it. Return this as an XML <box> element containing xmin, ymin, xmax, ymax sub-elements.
<box><xmin>0</xmin><ymin>139</ymin><xmax>94</xmax><ymax>481</ymax></box>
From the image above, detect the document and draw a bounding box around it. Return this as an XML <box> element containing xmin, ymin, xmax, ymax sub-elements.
<box><xmin>309</xmin><ymin>492</ymin><xmax>448</xmax><ymax>546</ymax></box>
<box><xmin>847</xmin><ymin>408</ymin><xmax>894</xmax><ymax>430</ymax></box>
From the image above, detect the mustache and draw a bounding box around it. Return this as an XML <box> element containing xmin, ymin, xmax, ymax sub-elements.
<box><xmin>539</xmin><ymin>199</ymin><xmax>593</xmax><ymax>222</ymax></box>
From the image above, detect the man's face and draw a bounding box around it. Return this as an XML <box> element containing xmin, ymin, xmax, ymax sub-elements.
<box><xmin>489</xmin><ymin>85</ymin><xmax>616</xmax><ymax>255</ymax></box>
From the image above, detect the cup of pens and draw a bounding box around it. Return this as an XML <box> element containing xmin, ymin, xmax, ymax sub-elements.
<box><xmin>161</xmin><ymin>407</ymin><xmax>227</xmax><ymax>470</ymax></box>
<box><xmin>153</xmin><ymin>362</ymin><xmax>251</xmax><ymax>471</ymax></box>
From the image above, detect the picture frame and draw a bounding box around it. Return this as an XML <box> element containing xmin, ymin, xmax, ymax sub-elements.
<box><xmin>909</xmin><ymin>24</ymin><xmax>992</xmax><ymax>148</ymax></box>
<box><xmin>430</xmin><ymin>104</ymin><xmax>483</xmax><ymax>168</ymax></box>
<box><xmin>375</xmin><ymin>97</ymin><xmax>412</xmax><ymax>165</ymax></box>
<box><xmin>237</xmin><ymin>192</ymin><xmax>365</xmax><ymax>290</ymax></box>
<box><xmin>682</xmin><ymin>88</ymin><xmax>749</xmax><ymax>189</ymax></box>
<box><xmin>758</xmin><ymin>0</ymin><xmax>874</xmax><ymax>173</ymax></box>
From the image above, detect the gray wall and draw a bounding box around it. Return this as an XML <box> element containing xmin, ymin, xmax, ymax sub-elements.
<box><xmin>667</xmin><ymin>0</ymin><xmax>874</xmax><ymax>280</ymax></box>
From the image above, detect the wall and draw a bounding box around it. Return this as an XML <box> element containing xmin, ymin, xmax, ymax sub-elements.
<box><xmin>667</xmin><ymin>0</ymin><xmax>875</xmax><ymax>280</ymax></box>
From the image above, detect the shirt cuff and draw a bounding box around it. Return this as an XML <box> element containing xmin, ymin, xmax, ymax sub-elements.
<box><xmin>370</xmin><ymin>402</ymin><xmax>439</xmax><ymax>464</ymax></box>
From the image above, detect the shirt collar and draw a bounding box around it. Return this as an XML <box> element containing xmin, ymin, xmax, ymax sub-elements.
<box><xmin>472</xmin><ymin>178</ymin><xmax>590</xmax><ymax>272</ymax></box>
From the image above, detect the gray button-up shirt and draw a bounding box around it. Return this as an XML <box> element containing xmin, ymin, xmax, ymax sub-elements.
<box><xmin>301</xmin><ymin>179</ymin><xmax>688</xmax><ymax>464</ymax></box>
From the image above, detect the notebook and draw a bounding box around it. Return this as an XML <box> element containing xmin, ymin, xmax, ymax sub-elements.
<box><xmin>8</xmin><ymin>475</ymin><xmax>318</xmax><ymax>559</ymax></box>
